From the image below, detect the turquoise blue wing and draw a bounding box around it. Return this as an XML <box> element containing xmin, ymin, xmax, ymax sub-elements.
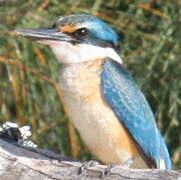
<box><xmin>101</xmin><ymin>58</ymin><xmax>171</xmax><ymax>169</ymax></box>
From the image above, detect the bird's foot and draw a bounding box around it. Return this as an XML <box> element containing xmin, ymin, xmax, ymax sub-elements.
<box><xmin>100</xmin><ymin>164</ymin><xmax>114</xmax><ymax>178</ymax></box>
<box><xmin>77</xmin><ymin>160</ymin><xmax>100</xmax><ymax>175</ymax></box>
<box><xmin>119</xmin><ymin>158</ymin><xmax>134</xmax><ymax>168</ymax></box>
<box><xmin>100</xmin><ymin>158</ymin><xmax>134</xmax><ymax>178</ymax></box>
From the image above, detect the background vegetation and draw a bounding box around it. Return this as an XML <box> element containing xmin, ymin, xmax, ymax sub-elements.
<box><xmin>0</xmin><ymin>0</ymin><xmax>180</xmax><ymax>168</ymax></box>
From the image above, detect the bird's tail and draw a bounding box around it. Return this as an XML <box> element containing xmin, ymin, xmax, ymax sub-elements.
<box><xmin>156</xmin><ymin>131</ymin><xmax>172</xmax><ymax>169</ymax></box>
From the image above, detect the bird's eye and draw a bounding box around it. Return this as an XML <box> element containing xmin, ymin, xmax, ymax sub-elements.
<box><xmin>74</xmin><ymin>28</ymin><xmax>88</xmax><ymax>38</ymax></box>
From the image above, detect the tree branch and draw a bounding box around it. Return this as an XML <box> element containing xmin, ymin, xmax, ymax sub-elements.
<box><xmin>0</xmin><ymin>138</ymin><xmax>180</xmax><ymax>180</ymax></box>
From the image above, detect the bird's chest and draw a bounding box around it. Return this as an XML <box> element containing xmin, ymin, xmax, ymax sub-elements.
<box><xmin>58</xmin><ymin>60</ymin><xmax>143</xmax><ymax>165</ymax></box>
<box><xmin>59</xmin><ymin>60</ymin><xmax>105</xmax><ymax>113</ymax></box>
<box><xmin>59</xmin><ymin>60</ymin><xmax>103</xmax><ymax>104</ymax></box>
<box><xmin>59</xmin><ymin>60</ymin><xmax>118</xmax><ymax>147</ymax></box>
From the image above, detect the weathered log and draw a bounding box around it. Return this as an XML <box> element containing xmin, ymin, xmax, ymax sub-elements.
<box><xmin>0</xmin><ymin>138</ymin><xmax>180</xmax><ymax>180</ymax></box>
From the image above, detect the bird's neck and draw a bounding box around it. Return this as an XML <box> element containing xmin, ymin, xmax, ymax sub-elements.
<box><xmin>58</xmin><ymin>58</ymin><xmax>105</xmax><ymax>96</ymax></box>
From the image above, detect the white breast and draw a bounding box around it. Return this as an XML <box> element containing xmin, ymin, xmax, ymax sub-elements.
<box><xmin>58</xmin><ymin>60</ymin><xmax>148</xmax><ymax>168</ymax></box>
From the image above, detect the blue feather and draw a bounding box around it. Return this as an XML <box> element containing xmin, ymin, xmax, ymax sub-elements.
<box><xmin>101</xmin><ymin>58</ymin><xmax>171</xmax><ymax>169</ymax></box>
<box><xmin>56</xmin><ymin>14</ymin><xmax>119</xmax><ymax>47</ymax></box>
<box><xmin>83</xmin><ymin>18</ymin><xmax>118</xmax><ymax>46</ymax></box>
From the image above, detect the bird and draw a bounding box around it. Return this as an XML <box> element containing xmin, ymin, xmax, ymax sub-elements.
<box><xmin>16</xmin><ymin>14</ymin><xmax>171</xmax><ymax>169</ymax></box>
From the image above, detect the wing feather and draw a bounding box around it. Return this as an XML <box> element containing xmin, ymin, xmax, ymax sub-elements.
<box><xmin>101</xmin><ymin>58</ymin><xmax>171</xmax><ymax>169</ymax></box>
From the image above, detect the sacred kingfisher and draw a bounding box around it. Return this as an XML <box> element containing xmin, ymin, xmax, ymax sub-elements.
<box><xmin>16</xmin><ymin>14</ymin><xmax>171</xmax><ymax>169</ymax></box>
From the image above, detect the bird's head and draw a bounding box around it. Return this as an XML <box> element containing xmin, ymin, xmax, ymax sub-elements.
<box><xmin>16</xmin><ymin>14</ymin><xmax>122</xmax><ymax>64</ymax></box>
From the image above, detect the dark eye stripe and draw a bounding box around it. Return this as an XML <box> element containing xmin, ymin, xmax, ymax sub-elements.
<box><xmin>73</xmin><ymin>28</ymin><xmax>88</xmax><ymax>39</ymax></box>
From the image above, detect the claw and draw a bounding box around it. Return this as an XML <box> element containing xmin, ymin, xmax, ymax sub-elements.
<box><xmin>100</xmin><ymin>158</ymin><xmax>134</xmax><ymax>178</ymax></box>
<box><xmin>120</xmin><ymin>158</ymin><xmax>134</xmax><ymax>168</ymax></box>
<box><xmin>100</xmin><ymin>164</ymin><xmax>114</xmax><ymax>178</ymax></box>
<box><xmin>77</xmin><ymin>160</ymin><xmax>100</xmax><ymax>175</ymax></box>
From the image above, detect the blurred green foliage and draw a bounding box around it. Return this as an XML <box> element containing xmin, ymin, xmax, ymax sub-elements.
<box><xmin>0</xmin><ymin>0</ymin><xmax>180</xmax><ymax>168</ymax></box>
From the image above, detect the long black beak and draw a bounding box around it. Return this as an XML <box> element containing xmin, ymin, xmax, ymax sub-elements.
<box><xmin>15</xmin><ymin>27</ymin><xmax>74</xmax><ymax>43</ymax></box>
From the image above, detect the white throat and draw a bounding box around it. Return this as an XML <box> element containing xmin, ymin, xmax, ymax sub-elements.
<box><xmin>49</xmin><ymin>42</ymin><xmax>123</xmax><ymax>64</ymax></box>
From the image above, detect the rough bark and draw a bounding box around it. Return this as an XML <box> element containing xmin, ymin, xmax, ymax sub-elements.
<box><xmin>0</xmin><ymin>139</ymin><xmax>180</xmax><ymax>180</ymax></box>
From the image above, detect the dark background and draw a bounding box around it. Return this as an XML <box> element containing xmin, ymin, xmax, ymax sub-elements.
<box><xmin>0</xmin><ymin>0</ymin><xmax>180</xmax><ymax>168</ymax></box>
